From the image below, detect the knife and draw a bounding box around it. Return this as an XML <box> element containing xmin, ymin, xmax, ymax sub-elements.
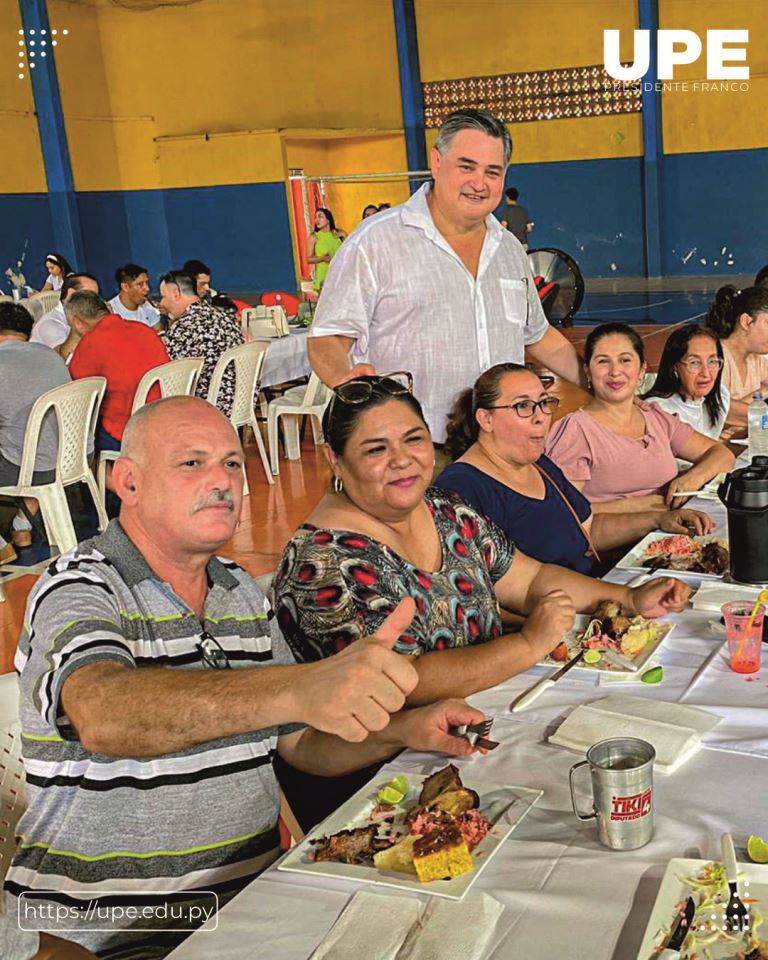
<box><xmin>602</xmin><ymin>648</ymin><xmax>641</xmax><ymax>673</ymax></box>
<box><xmin>657</xmin><ymin>896</ymin><xmax>695</xmax><ymax>958</ymax></box>
<box><xmin>511</xmin><ymin>650</ymin><xmax>585</xmax><ymax>712</ymax></box>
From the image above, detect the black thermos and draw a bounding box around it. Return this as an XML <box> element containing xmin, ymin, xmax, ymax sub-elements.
<box><xmin>718</xmin><ymin>456</ymin><xmax>768</xmax><ymax>584</ymax></box>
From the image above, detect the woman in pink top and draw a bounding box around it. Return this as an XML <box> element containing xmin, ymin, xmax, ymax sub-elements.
<box><xmin>706</xmin><ymin>285</ymin><xmax>768</xmax><ymax>429</ymax></box>
<box><xmin>546</xmin><ymin>323</ymin><xmax>735</xmax><ymax>512</ymax></box>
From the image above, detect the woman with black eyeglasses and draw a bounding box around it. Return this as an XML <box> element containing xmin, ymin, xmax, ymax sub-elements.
<box><xmin>436</xmin><ymin>363</ymin><xmax>712</xmax><ymax>575</ymax></box>
<box><xmin>642</xmin><ymin>323</ymin><xmax>730</xmax><ymax>439</ymax></box>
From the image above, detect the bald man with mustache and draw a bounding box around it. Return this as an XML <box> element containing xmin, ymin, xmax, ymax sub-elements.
<box><xmin>7</xmin><ymin>396</ymin><xmax>485</xmax><ymax>959</ymax></box>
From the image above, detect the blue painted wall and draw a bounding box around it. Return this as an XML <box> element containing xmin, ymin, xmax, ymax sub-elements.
<box><xmin>3</xmin><ymin>181</ymin><xmax>295</xmax><ymax>300</ymax></box>
<box><xmin>660</xmin><ymin>148</ymin><xmax>768</xmax><ymax>279</ymax></box>
<box><xmin>163</xmin><ymin>182</ymin><xmax>295</xmax><ymax>294</ymax></box>
<box><xmin>5</xmin><ymin>155</ymin><xmax>766</xmax><ymax>290</ymax></box>
<box><xmin>497</xmin><ymin>149</ymin><xmax>768</xmax><ymax>280</ymax></box>
<box><xmin>497</xmin><ymin>157</ymin><xmax>646</xmax><ymax>278</ymax></box>
<box><xmin>0</xmin><ymin>194</ymin><xmax>55</xmax><ymax>296</ymax></box>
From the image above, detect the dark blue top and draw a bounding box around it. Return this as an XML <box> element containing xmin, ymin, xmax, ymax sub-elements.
<box><xmin>435</xmin><ymin>455</ymin><xmax>595</xmax><ymax>574</ymax></box>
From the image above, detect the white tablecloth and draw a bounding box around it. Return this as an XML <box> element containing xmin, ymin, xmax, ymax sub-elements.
<box><xmin>170</xmin><ymin>496</ymin><xmax>768</xmax><ymax>960</ymax></box>
<box><xmin>257</xmin><ymin>329</ymin><xmax>311</xmax><ymax>388</ymax></box>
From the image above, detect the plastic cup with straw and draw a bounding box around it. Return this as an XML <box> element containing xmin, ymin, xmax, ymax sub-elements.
<box><xmin>728</xmin><ymin>590</ymin><xmax>768</xmax><ymax>672</ymax></box>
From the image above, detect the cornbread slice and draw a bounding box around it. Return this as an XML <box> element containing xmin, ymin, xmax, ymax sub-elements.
<box><xmin>412</xmin><ymin>824</ymin><xmax>473</xmax><ymax>882</ymax></box>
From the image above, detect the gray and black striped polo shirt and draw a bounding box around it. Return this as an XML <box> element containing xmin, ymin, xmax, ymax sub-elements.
<box><xmin>6</xmin><ymin>520</ymin><xmax>299</xmax><ymax>958</ymax></box>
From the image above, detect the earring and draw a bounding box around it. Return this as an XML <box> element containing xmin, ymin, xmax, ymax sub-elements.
<box><xmin>333</xmin><ymin>475</ymin><xmax>343</xmax><ymax>494</ymax></box>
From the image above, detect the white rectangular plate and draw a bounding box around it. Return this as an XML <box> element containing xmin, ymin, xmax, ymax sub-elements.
<box><xmin>615</xmin><ymin>532</ymin><xmax>728</xmax><ymax>580</ymax></box>
<box><xmin>538</xmin><ymin>614</ymin><xmax>674</xmax><ymax>674</ymax></box>
<box><xmin>277</xmin><ymin>771</ymin><xmax>543</xmax><ymax>901</ymax></box>
<box><xmin>636</xmin><ymin>856</ymin><xmax>768</xmax><ymax>959</ymax></box>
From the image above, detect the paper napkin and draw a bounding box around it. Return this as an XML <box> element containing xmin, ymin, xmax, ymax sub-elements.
<box><xmin>311</xmin><ymin>890</ymin><xmax>504</xmax><ymax>960</ymax></box>
<box><xmin>549</xmin><ymin>694</ymin><xmax>721</xmax><ymax>773</ymax></box>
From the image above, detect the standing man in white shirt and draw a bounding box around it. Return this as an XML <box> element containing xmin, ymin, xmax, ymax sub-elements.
<box><xmin>108</xmin><ymin>263</ymin><xmax>162</xmax><ymax>330</ymax></box>
<box><xmin>30</xmin><ymin>272</ymin><xmax>100</xmax><ymax>350</ymax></box>
<box><xmin>307</xmin><ymin>109</ymin><xmax>585</xmax><ymax>443</ymax></box>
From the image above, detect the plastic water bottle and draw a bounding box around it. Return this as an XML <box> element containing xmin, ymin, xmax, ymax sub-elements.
<box><xmin>748</xmin><ymin>393</ymin><xmax>768</xmax><ymax>458</ymax></box>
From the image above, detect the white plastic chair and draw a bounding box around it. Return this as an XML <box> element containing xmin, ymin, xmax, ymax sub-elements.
<box><xmin>206</xmin><ymin>341</ymin><xmax>274</xmax><ymax>491</ymax></box>
<box><xmin>96</xmin><ymin>357</ymin><xmax>205</xmax><ymax>503</ymax></box>
<box><xmin>0</xmin><ymin>673</ymin><xmax>25</xmax><ymax>883</ymax></box>
<box><xmin>267</xmin><ymin>373</ymin><xmax>330</xmax><ymax>474</ymax></box>
<box><xmin>241</xmin><ymin>306</ymin><xmax>290</xmax><ymax>338</ymax></box>
<box><xmin>0</xmin><ymin>378</ymin><xmax>106</xmax><ymax>600</ymax></box>
<box><xmin>25</xmin><ymin>291</ymin><xmax>60</xmax><ymax>323</ymax></box>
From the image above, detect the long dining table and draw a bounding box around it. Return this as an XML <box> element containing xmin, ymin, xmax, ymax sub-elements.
<box><xmin>169</xmin><ymin>495</ymin><xmax>768</xmax><ymax>960</ymax></box>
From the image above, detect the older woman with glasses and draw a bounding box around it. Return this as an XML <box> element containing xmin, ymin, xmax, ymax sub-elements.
<box><xmin>546</xmin><ymin>322</ymin><xmax>735</xmax><ymax>509</ymax></box>
<box><xmin>435</xmin><ymin>363</ymin><xmax>712</xmax><ymax>574</ymax></box>
<box><xmin>642</xmin><ymin>324</ymin><xmax>730</xmax><ymax>440</ymax></box>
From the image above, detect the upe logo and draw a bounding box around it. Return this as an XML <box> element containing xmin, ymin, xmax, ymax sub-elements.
<box><xmin>604</xmin><ymin>29</ymin><xmax>749</xmax><ymax>81</ymax></box>
<box><xmin>610</xmin><ymin>788</ymin><xmax>652</xmax><ymax>822</ymax></box>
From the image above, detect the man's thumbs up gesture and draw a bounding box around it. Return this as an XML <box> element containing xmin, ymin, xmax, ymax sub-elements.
<box><xmin>297</xmin><ymin>598</ymin><xmax>419</xmax><ymax>742</ymax></box>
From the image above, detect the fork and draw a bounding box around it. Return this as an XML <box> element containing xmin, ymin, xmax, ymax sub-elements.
<box><xmin>448</xmin><ymin>719</ymin><xmax>499</xmax><ymax>749</ymax></box>
<box><xmin>721</xmin><ymin>832</ymin><xmax>750</xmax><ymax>933</ymax></box>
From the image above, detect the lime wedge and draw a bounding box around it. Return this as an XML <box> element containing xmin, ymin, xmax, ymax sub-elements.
<box><xmin>377</xmin><ymin>785</ymin><xmax>405</xmax><ymax>806</ymax></box>
<box><xmin>641</xmin><ymin>666</ymin><xmax>664</xmax><ymax>684</ymax></box>
<box><xmin>390</xmin><ymin>775</ymin><xmax>409</xmax><ymax>795</ymax></box>
<box><xmin>747</xmin><ymin>835</ymin><xmax>768</xmax><ymax>863</ymax></box>
<box><xmin>583</xmin><ymin>650</ymin><xmax>602</xmax><ymax>664</ymax></box>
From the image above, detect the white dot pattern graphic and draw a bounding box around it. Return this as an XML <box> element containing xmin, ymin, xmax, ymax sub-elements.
<box><xmin>14</xmin><ymin>26</ymin><xmax>70</xmax><ymax>79</ymax></box>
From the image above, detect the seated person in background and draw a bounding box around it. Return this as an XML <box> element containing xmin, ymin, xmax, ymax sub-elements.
<box><xmin>754</xmin><ymin>264</ymin><xmax>768</xmax><ymax>289</ymax></box>
<box><xmin>546</xmin><ymin>322</ymin><xmax>735</xmax><ymax>511</ymax></box>
<box><xmin>361</xmin><ymin>203</ymin><xmax>379</xmax><ymax>220</ymax></box>
<box><xmin>435</xmin><ymin>363</ymin><xmax>713</xmax><ymax>575</ymax></box>
<box><xmin>30</xmin><ymin>272</ymin><xmax>100</xmax><ymax>351</ymax></box>
<box><xmin>0</xmin><ymin>302</ymin><xmax>71</xmax><ymax>562</ymax></box>
<box><xmin>706</xmin><ymin>285</ymin><xmax>768</xmax><ymax>428</ymax></box>
<box><xmin>182</xmin><ymin>258</ymin><xmax>213</xmax><ymax>299</ymax></box>
<box><xmin>65</xmin><ymin>291</ymin><xmax>169</xmax><ymax>452</ymax></box>
<box><xmin>108</xmin><ymin>263</ymin><xmax>162</xmax><ymax>329</ymax></box>
<box><xmin>160</xmin><ymin>270</ymin><xmax>244</xmax><ymax>416</ymax></box>
<box><xmin>642</xmin><ymin>324</ymin><xmax>730</xmax><ymax>440</ymax></box>
<box><xmin>36</xmin><ymin>252</ymin><xmax>72</xmax><ymax>293</ymax></box>
<box><xmin>6</xmin><ymin>396</ymin><xmax>483</xmax><ymax>958</ymax></box>
<box><xmin>182</xmin><ymin>258</ymin><xmax>238</xmax><ymax>313</ymax></box>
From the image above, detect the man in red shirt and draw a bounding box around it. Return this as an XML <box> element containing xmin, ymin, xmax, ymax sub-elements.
<box><xmin>66</xmin><ymin>291</ymin><xmax>170</xmax><ymax>451</ymax></box>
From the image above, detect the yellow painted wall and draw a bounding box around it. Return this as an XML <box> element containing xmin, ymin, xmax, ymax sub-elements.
<box><xmin>325</xmin><ymin>136</ymin><xmax>410</xmax><ymax>233</ymax></box>
<box><xmin>416</xmin><ymin>0</ymin><xmax>642</xmax><ymax>163</ymax></box>
<box><xmin>660</xmin><ymin>0</ymin><xmax>768</xmax><ymax>154</ymax></box>
<box><xmin>285</xmin><ymin>134</ymin><xmax>410</xmax><ymax>238</ymax></box>
<box><xmin>48</xmin><ymin>0</ymin><xmax>403</xmax><ymax>192</ymax></box>
<box><xmin>0</xmin><ymin>8</ymin><xmax>48</xmax><ymax>193</ymax></box>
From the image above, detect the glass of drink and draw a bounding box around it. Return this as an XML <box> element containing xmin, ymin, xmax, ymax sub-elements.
<box><xmin>721</xmin><ymin>601</ymin><xmax>764</xmax><ymax>674</ymax></box>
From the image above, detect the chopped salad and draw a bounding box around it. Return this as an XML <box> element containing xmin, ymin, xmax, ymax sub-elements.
<box><xmin>654</xmin><ymin>861</ymin><xmax>766</xmax><ymax>959</ymax></box>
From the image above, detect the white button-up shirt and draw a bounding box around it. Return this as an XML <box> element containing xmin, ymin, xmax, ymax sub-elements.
<box><xmin>310</xmin><ymin>183</ymin><xmax>549</xmax><ymax>441</ymax></box>
<box><xmin>29</xmin><ymin>301</ymin><xmax>68</xmax><ymax>349</ymax></box>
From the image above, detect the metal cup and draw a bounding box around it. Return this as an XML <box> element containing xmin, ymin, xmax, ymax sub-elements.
<box><xmin>569</xmin><ymin>737</ymin><xmax>655</xmax><ymax>850</ymax></box>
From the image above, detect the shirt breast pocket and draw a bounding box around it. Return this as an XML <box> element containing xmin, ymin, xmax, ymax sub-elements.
<box><xmin>498</xmin><ymin>279</ymin><xmax>529</xmax><ymax>327</ymax></box>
